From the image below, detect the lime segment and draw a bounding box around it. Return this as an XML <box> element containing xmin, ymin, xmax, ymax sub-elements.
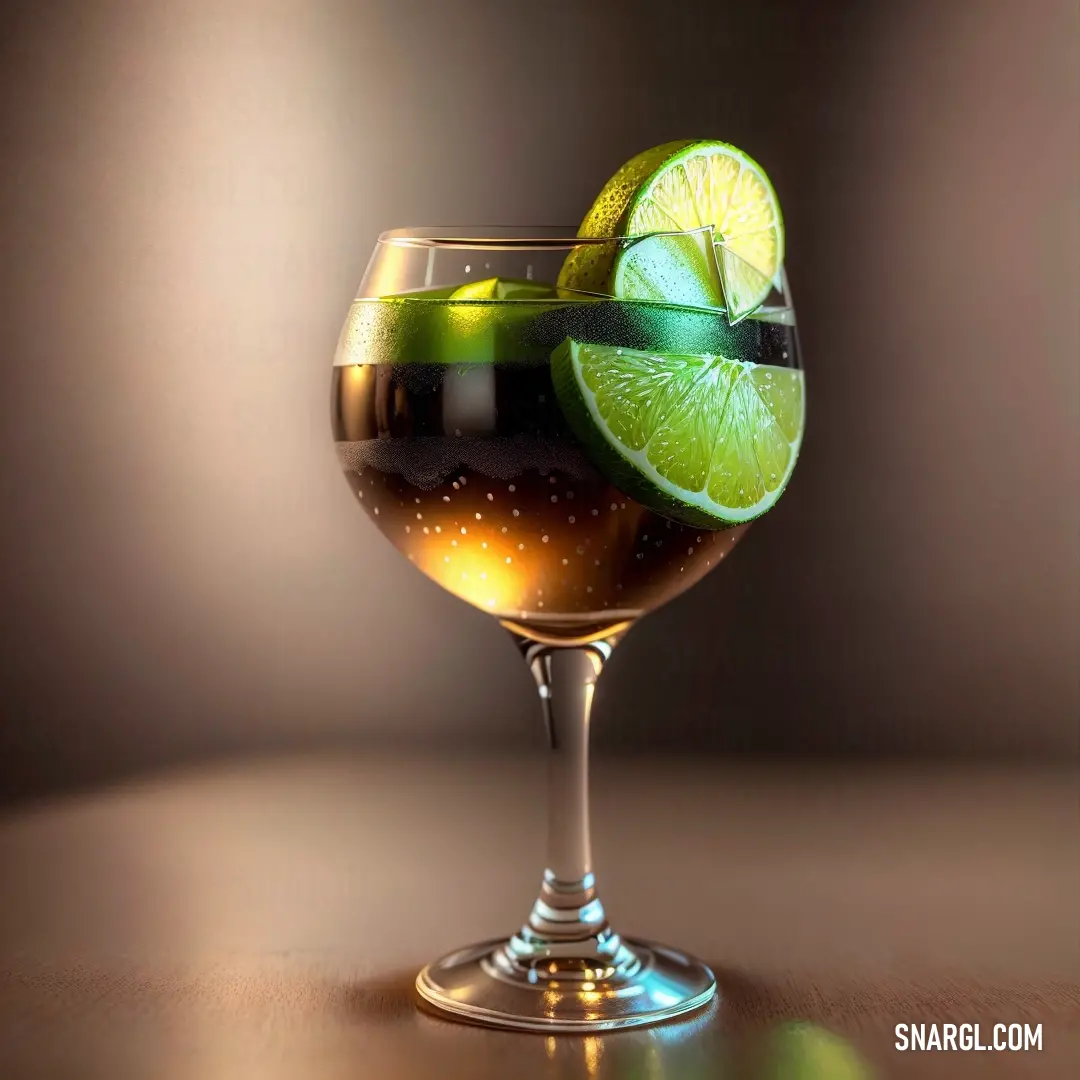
<box><xmin>552</xmin><ymin>338</ymin><xmax>803</xmax><ymax>527</ymax></box>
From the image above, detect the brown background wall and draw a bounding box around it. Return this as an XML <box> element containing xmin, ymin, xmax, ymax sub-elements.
<box><xmin>1</xmin><ymin>0</ymin><xmax>1077</xmax><ymax>802</ymax></box>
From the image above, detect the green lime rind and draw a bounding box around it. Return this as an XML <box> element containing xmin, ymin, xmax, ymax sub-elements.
<box><xmin>551</xmin><ymin>337</ymin><xmax>803</xmax><ymax>529</ymax></box>
<box><xmin>334</xmin><ymin>295</ymin><xmax>763</xmax><ymax>367</ymax></box>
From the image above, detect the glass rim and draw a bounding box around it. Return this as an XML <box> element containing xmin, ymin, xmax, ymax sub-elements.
<box><xmin>376</xmin><ymin>225</ymin><xmax>717</xmax><ymax>250</ymax></box>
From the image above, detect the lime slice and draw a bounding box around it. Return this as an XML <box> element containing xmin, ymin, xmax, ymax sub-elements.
<box><xmin>552</xmin><ymin>338</ymin><xmax>803</xmax><ymax>527</ymax></box>
<box><xmin>559</xmin><ymin>140</ymin><xmax>784</xmax><ymax>322</ymax></box>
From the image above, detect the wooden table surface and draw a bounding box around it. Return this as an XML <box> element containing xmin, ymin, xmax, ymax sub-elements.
<box><xmin>0</xmin><ymin>754</ymin><xmax>1077</xmax><ymax>1078</ymax></box>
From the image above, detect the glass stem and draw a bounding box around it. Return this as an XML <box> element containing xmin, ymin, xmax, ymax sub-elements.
<box><xmin>501</xmin><ymin>637</ymin><xmax>636</xmax><ymax>977</ymax></box>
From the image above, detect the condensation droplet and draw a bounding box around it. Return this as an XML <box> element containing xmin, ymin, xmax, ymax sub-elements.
<box><xmin>568</xmin><ymin>515</ymin><xmax>576</xmax><ymax>524</ymax></box>
<box><xmin>512</xmin><ymin>509</ymin><xmax>520</xmax><ymax>517</ymax></box>
<box><xmin>423</xmin><ymin>526</ymin><xmax>430</xmax><ymax>535</ymax></box>
<box><xmin>550</xmin><ymin>495</ymin><xmax>558</xmax><ymax>503</ymax></box>
<box><xmin>443</xmin><ymin>495</ymin><xmax>450</xmax><ymax>502</ymax></box>
<box><xmin>542</xmin><ymin>535</ymin><xmax>549</xmax><ymax>543</ymax></box>
<box><xmin>486</xmin><ymin>493</ymin><xmax>494</xmax><ymax>501</ymax></box>
<box><xmin>435</xmin><ymin>526</ymin><xmax>442</xmax><ymax>533</ymax></box>
<box><xmin>481</xmin><ymin>541</ymin><xmax>488</xmax><ymax>549</ymax></box>
<box><xmin>591</xmin><ymin>509</ymin><xmax>599</xmax><ymax>516</ymax></box>
<box><xmin>461</xmin><ymin>527</ymin><xmax>467</xmax><ymax>534</ymax></box>
<box><xmin>405</xmin><ymin>525</ymin><xmax>410</xmax><ymax>533</ymax></box>
<box><xmin>475</xmin><ymin>512</ymin><xmax>482</xmax><ymax>520</ymax></box>
<box><xmin>508</xmin><ymin>484</ymin><xmax>516</xmax><ymax>492</ymax></box>
<box><xmin>373</xmin><ymin>507</ymin><xmax>379</xmax><ymax>515</ymax></box>
<box><xmin>505</xmin><ymin>557</ymin><xmax>512</xmax><ymax>564</ymax></box>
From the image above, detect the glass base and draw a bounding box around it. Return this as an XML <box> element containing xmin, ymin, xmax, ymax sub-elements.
<box><xmin>416</xmin><ymin>936</ymin><xmax>717</xmax><ymax>1032</ymax></box>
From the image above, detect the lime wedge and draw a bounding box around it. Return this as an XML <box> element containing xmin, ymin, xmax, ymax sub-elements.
<box><xmin>439</xmin><ymin>278</ymin><xmax>557</xmax><ymax>364</ymax></box>
<box><xmin>552</xmin><ymin>338</ymin><xmax>803</xmax><ymax>527</ymax></box>
<box><xmin>449</xmin><ymin>277</ymin><xmax>557</xmax><ymax>301</ymax></box>
<box><xmin>560</xmin><ymin>140</ymin><xmax>784</xmax><ymax>322</ymax></box>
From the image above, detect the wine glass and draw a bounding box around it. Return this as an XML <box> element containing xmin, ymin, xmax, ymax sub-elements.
<box><xmin>331</xmin><ymin>226</ymin><xmax>802</xmax><ymax>1031</ymax></box>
